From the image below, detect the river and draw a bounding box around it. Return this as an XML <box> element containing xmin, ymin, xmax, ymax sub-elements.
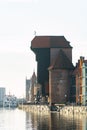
<box><xmin>0</xmin><ymin>107</ymin><xmax>87</xmax><ymax>130</ymax></box>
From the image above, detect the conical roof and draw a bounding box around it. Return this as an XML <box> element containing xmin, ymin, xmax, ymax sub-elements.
<box><xmin>49</xmin><ymin>49</ymin><xmax>74</xmax><ymax>70</ymax></box>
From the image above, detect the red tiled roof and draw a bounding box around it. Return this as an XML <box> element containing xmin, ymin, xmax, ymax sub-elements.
<box><xmin>48</xmin><ymin>49</ymin><xmax>74</xmax><ymax>70</ymax></box>
<box><xmin>31</xmin><ymin>36</ymin><xmax>72</xmax><ymax>49</ymax></box>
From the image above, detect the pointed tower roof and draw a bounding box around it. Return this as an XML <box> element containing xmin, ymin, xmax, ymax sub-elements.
<box><xmin>49</xmin><ymin>49</ymin><xmax>74</xmax><ymax>70</ymax></box>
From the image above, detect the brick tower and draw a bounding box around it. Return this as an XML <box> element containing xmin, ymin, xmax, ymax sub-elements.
<box><xmin>31</xmin><ymin>36</ymin><xmax>74</xmax><ymax>104</ymax></box>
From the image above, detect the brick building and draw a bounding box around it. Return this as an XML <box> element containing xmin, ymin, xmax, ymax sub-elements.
<box><xmin>31</xmin><ymin>36</ymin><xmax>75</xmax><ymax>104</ymax></box>
<box><xmin>74</xmin><ymin>56</ymin><xmax>87</xmax><ymax>105</ymax></box>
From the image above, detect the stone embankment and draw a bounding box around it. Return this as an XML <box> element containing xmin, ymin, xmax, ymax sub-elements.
<box><xmin>18</xmin><ymin>104</ymin><xmax>87</xmax><ymax>114</ymax></box>
<box><xmin>18</xmin><ymin>104</ymin><xmax>50</xmax><ymax>113</ymax></box>
<box><xmin>60</xmin><ymin>106</ymin><xmax>87</xmax><ymax>114</ymax></box>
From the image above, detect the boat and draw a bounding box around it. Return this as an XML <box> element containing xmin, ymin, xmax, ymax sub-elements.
<box><xmin>3</xmin><ymin>95</ymin><xmax>18</xmax><ymax>108</ymax></box>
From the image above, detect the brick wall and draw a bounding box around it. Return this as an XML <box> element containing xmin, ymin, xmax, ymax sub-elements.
<box><xmin>49</xmin><ymin>69</ymin><xmax>71</xmax><ymax>104</ymax></box>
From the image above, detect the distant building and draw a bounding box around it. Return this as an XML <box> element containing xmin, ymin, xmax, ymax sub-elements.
<box><xmin>26</xmin><ymin>78</ymin><xmax>30</xmax><ymax>101</ymax></box>
<box><xmin>30</xmin><ymin>71</ymin><xmax>37</xmax><ymax>102</ymax></box>
<box><xmin>34</xmin><ymin>83</ymin><xmax>42</xmax><ymax>103</ymax></box>
<box><xmin>26</xmin><ymin>72</ymin><xmax>37</xmax><ymax>103</ymax></box>
<box><xmin>0</xmin><ymin>87</ymin><xmax>6</xmax><ymax>106</ymax></box>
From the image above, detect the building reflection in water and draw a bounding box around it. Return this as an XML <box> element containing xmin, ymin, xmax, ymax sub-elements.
<box><xmin>26</xmin><ymin>111</ymin><xmax>49</xmax><ymax>130</ymax></box>
<box><xmin>25</xmin><ymin>111</ymin><xmax>87</xmax><ymax>130</ymax></box>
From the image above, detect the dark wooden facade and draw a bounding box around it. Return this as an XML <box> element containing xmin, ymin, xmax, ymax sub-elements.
<box><xmin>31</xmin><ymin>36</ymin><xmax>75</xmax><ymax>104</ymax></box>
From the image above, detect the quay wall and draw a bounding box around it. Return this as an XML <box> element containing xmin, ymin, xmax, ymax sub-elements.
<box><xmin>60</xmin><ymin>106</ymin><xmax>87</xmax><ymax>115</ymax></box>
<box><xmin>18</xmin><ymin>104</ymin><xmax>87</xmax><ymax>115</ymax></box>
<box><xmin>18</xmin><ymin>104</ymin><xmax>50</xmax><ymax>112</ymax></box>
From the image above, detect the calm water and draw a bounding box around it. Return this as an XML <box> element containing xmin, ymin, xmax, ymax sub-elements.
<box><xmin>0</xmin><ymin>108</ymin><xmax>87</xmax><ymax>130</ymax></box>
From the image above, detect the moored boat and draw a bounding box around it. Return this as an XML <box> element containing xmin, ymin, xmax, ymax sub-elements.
<box><xmin>3</xmin><ymin>95</ymin><xmax>18</xmax><ymax>108</ymax></box>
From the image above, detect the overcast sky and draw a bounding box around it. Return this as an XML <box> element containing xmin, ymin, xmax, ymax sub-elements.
<box><xmin>0</xmin><ymin>0</ymin><xmax>87</xmax><ymax>97</ymax></box>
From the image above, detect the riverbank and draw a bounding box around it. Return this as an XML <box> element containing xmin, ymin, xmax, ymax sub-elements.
<box><xmin>60</xmin><ymin>106</ymin><xmax>87</xmax><ymax>115</ymax></box>
<box><xmin>18</xmin><ymin>104</ymin><xmax>87</xmax><ymax>114</ymax></box>
<box><xmin>18</xmin><ymin>104</ymin><xmax>50</xmax><ymax>113</ymax></box>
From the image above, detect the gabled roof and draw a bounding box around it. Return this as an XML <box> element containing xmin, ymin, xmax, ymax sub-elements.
<box><xmin>74</xmin><ymin>57</ymin><xmax>87</xmax><ymax>75</ymax></box>
<box><xmin>31</xmin><ymin>36</ymin><xmax>72</xmax><ymax>49</ymax></box>
<box><xmin>48</xmin><ymin>49</ymin><xmax>74</xmax><ymax>70</ymax></box>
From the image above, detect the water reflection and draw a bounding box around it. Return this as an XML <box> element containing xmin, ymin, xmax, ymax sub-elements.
<box><xmin>26</xmin><ymin>111</ymin><xmax>49</xmax><ymax>130</ymax></box>
<box><xmin>0</xmin><ymin>108</ymin><xmax>87</xmax><ymax>130</ymax></box>
<box><xmin>0</xmin><ymin>108</ymin><xmax>26</xmax><ymax>130</ymax></box>
<box><xmin>26</xmin><ymin>111</ymin><xmax>87</xmax><ymax>130</ymax></box>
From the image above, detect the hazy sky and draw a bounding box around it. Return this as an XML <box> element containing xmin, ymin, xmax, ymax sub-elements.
<box><xmin>0</xmin><ymin>0</ymin><xmax>87</xmax><ymax>97</ymax></box>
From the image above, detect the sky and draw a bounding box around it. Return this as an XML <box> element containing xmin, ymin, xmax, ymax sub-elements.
<box><xmin>0</xmin><ymin>0</ymin><xmax>87</xmax><ymax>97</ymax></box>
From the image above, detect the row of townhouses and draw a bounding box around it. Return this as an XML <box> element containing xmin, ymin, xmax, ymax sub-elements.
<box><xmin>75</xmin><ymin>56</ymin><xmax>87</xmax><ymax>105</ymax></box>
